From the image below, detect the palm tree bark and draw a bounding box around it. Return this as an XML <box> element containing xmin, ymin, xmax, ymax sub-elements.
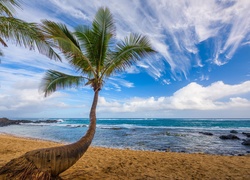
<box><xmin>0</xmin><ymin>90</ymin><xmax>99</xmax><ymax>179</ymax></box>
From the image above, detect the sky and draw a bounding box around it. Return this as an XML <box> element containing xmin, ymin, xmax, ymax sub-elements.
<box><xmin>0</xmin><ymin>0</ymin><xmax>250</xmax><ymax>118</ymax></box>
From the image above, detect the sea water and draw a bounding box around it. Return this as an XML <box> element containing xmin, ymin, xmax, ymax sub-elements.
<box><xmin>0</xmin><ymin>118</ymin><xmax>250</xmax><ymax>155</ymax></box>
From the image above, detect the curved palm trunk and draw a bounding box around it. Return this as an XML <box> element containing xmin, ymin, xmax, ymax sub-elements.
<box><xmin>0</xmin><ymin>90</ymin><xmax>99</xmax><ymax>180</ymax></box>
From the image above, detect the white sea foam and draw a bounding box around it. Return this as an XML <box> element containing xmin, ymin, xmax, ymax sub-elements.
<box><xmin>19</xmin><ymin>123</ymin><xmax>52</xmax><ymax>126</ymax></box>
<box><xmin>57</xmin><ymin>119</ymin><xmax>64</xmax><ymax>122</ymax></box>
<box><xmin>95</xmin><ymin>124</ymin><xmax>250</xmax><ymax>131</ymax></box>
<box><xmin>19</xmin><ymin>122</ymin><xmax>88</xmax><ymax>128</ymax></box>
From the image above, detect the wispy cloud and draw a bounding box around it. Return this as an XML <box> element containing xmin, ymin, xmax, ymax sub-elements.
<box><xmin>19</xmin><ymin>0</ymin><xmax>249</xmax><ymax>81</ymax></box>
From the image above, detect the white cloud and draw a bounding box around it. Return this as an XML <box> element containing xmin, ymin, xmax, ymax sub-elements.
<box><xmin>170</xmin><ymin>81</ymin><xmax>250</xmax><ymax>110</ymax></box>
<box><xmin>105</xmin><ymin>77</ymin><xmax>134</xmax><ymax>91</ymax></box>
<box><xmin>96</xmin><ymin>81</ymin><xmax>250</xmax><ymax>117</ymax></box>
<box><xmin>124</xmin><ymin>65</ymin><xmax>140</xmax><ymax>74</ymax></box>
<box><xmin>1</xmin><ymin>78</ymin><xmax>249</xmax><ymax>118</ymax></box>
<box><xmin>199</xmin><ymin>74</ymin><xmax>209</xmax><ymax>81</ymax></box>
<box><xmin>220</xmin><ymin>0</ymin><xmax>250</xmax><ymax>57</ymax></box>
<box><xmin>15</xmin><ymin>1</ymin><xmax>67</xmax><ymax>25</ymax></box>
<box><xmin>242</xmin><ymin>41</ymin><xmax>250</xmax><ymax>46</ymax></box>
<box><xmin>0</xmin><ymin>64</ymin><xmax>91</xmax><ymax>118</ymax></box>
<box><xmin>47</xmin><ymin>0</ymin><xmax>89</xmax><ymax>20</ymax></box>
<box><xmin>0</xmin><ymin>84</ymin><xmax>90</xmax><ymax>118</ymax></box>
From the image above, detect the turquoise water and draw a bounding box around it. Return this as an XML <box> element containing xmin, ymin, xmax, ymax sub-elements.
<box><xmin>1</xmin><ymin>118</ymin><xmax>250</xmax><ymax>155</ymax></box>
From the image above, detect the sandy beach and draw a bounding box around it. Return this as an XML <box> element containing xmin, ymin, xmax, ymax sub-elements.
<box><xmin>0</xmin><ymin>134</ymin><xmax>250</xmax><ymax>179</ymax></box>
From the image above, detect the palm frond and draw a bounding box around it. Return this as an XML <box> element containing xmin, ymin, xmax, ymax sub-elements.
<box><xmin>40</xmin><ymin>20</ymin><xmax>80</xmax><ymax>56</ymax></box>
<box><xmin>103</xmin><ymin>33</ymin><xmax>155</xmax><ymax>76</ymax></box>
<box><xmin>41</xmin><ymin>20</ymin><xmax>95</xmax><ymax>73</ymax></box>
<box><xmin>74</xmin><ymin>26</ymin><xmax>95</xmax><ymax>65</ymax></box>
<box><xmin>92</xmin><ymin>7</ymin><xmax>115</xmax><ymax>36</ymax></box>
<box><xmin>0</xmin><ymin>36</ymin><xmax>7</xmax><ymax>46</ymax></box>
<box><xmin>0</xmin><ymin>17</ymin><xmax>61</xmax><ymax>61</ymax></box>
<box><xmin>92</xmin><ymin>7</ymin><xmax>115</xmax><ymax>72</ymax></box>
<box><xmin>73</xmin><ymin>25</ymin><xmax>97</xmax><ymax>75</ymax></box>
<box><xmin>41</xmin><ymin>70</ymin><xmax>86</xmax><ymax>97</ymax></box>
<box><xmin>0</xmin><ymin>0</ymin><xmax>21</xmax><ymax>17</ymax></box>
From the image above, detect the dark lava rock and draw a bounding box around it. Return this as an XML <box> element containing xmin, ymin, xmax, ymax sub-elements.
<box><xmin>199</xmin><ymin>132</ymin><xmax>213</xmax><ymax>136</ymax></box>
<box><xmin>0</xmin><ymin>117</ymin><xmax>58</xmax><ymax>127</ymax></box>
<box><xmin>238</xmin><ymin>154</ymin><xmax>245</xmax><ymax>156</ymax></box>
<box><xmin>0</xmin><ymin>118</ymin><xmax>22</xmax><ymax>126</ymax></box>
<box><xmin>242</xmin><ymin>139</ymin><xmax>250</xmax><ymax>146</ymax></box>
<box><xmin>0</xmin><ymin>118</ymin><xmax>32</xmax><ymax>127</ymax></box>
<box><xmin>242</xmin><ymin>132</ymin><xmax>250</xmax><ymax>137</ymax></box>
<box><xmin>111</xmin><ymin>127</ymin><xmax>122</xmax><ymax>130</ymax></box>
<box><xmin>230</xmin><ymin>130</ymin><xmax>238</xmax><ymax>134</ymax></box>
<box><xmin>34</xmin><ymin>120</ymin><xmax>58</xmax><ymax>124</ymax></box>
<box><xmin>219</xmin><ymin>134</ymin><xmax>240</xmax><ymax>140</ymax></box>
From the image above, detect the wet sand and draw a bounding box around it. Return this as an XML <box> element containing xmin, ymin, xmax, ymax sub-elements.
<box><xmin>0</xmin><ymin>134</ymin><xmax>250</xmax><ymax>179</ymax></box>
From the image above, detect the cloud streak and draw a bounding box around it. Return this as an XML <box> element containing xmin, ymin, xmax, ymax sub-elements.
<box><xmin>19</xmin><ymin>0</ymin><xmax>249</xmax><ymax>81</ymax></box>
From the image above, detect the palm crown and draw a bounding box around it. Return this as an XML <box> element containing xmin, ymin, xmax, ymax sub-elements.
<box><xmin>41</xmin><ymin>7</ymin><xmax>155</xmax><ymax>96</ymax></box>
<box><xmin>0</xmin><ymin>7</ymin><xmax>156</xmax><ymax>179</ymax></box>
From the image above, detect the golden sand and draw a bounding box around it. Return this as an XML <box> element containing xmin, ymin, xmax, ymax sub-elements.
<box><xmin>0</xmin><ymin>134</ymin><xmax>250</xmax><ymax>179</ymax></box>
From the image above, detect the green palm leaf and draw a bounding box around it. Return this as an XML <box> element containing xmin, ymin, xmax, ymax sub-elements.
<box><xmin>103</xmin><ymin>33</ymin><xmax>155</xmax><ymax>76</ymax></box>
<box><xmin>92</xmin><ymin>7</ymin><xmax>115</xmax><ymax>73</ymax></box>
<box><xmin>74</xmin><ymin>26</ymin><xmax>96</xmax><ymax>68</ymax></box>
<box><xmin>41</xmin><ymin>20</ymin><xmax>95</xmax><ymax>74</ymax></box>
<box><xmin>0</xmin><ymin>17</ymin><xmax>61</xmax><ymax>60</ymax></box>
<box><xmin>41</xmin><ymin>70</ymin><xmax>85</xmax><ymax>97</ymax></box>
<box><xmin>0</xmin><ymin>0</ymin><xmax>21</xmax><ymax>17</ymax></box>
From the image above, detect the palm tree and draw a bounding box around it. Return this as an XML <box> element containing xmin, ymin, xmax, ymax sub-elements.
<box><xmin>0</xmin><ymin>7</ymin><xmax>155</xmax><ymax>179</ymax></box>
<box><xmin>0</xmin><ymin>0</ymin><xmax>60</xmax><ymax>60</ymax></box>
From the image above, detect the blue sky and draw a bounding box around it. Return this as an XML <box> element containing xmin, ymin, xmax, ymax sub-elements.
<box><xmin>0</xmin><ymin>0</ymin><xmax>250</xmax><ymax>118</ymax></box>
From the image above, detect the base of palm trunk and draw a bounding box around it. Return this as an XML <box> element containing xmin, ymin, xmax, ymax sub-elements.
<box><xmin>0</xmin><ymin>156</ymin><xmax>61</xmax><ymax>180</ymax></box>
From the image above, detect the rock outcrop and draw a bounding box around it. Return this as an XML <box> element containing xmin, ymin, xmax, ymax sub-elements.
<box><xmin>219</xmin><ymin>134</ymin><xmax>240</xmax><ymax>140</ymax></box>
<box><xmin>0</xmin><ymin>118</ymin><xmax>58</xmax><ymax>127</ymax></box>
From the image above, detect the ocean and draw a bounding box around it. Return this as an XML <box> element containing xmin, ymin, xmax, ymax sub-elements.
<box><xmin>0</xmin><ymin>118</ymin><xmax>250</xmax><ymax>155</ymax></box>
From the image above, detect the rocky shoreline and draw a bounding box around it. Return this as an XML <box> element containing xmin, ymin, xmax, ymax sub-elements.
<box><xmin>1</xmin><ymin>117</ymin><xmax>250</xmax><ymax>155</ymax></box>
<box><xmin>0</xmin><ymin>118</ymin><xmax>58</xmax><ymax>127</ymax></box>
<box><xmin>198</xmin><ymin>130</ymin><xmax>250</xmax><ymax>152</ymax></box>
